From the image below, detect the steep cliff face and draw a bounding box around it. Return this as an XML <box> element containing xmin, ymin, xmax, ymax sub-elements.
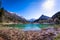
<box><xmin>52</xmin><ymin>11</ymin><xmax>60</xmax><ymax>24</ymax></box>
<box><xmin>0</xmin><ymin>8</ymin><xmax>28</xmax><ymax>23</ymax></box>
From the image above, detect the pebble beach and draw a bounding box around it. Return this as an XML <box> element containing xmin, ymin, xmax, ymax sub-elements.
<box><xmin>0</xmin><ymin>26</ymin><xmax>60</xmax><ymax>40</ymax></box>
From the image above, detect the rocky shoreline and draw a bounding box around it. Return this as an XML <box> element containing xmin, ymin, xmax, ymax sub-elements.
<box><xmin>0</xmin><ymin>27</ymin><xmax>60</xmax><ymax>40</ymax></box>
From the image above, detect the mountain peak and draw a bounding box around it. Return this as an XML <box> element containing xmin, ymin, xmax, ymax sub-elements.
<box><xmin>39</xmin><ymin>15</ymin><xmax>50</xmax><ymax>20</ymax></box>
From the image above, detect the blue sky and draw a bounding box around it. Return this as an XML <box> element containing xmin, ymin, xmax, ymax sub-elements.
<box><xmin>2</xmin><ymin>0</ymin><xmax>60</xmax><ymax>19</ymax></box>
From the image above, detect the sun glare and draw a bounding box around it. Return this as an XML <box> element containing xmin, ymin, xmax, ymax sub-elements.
<box><xmin>40</xmin><ymin>0</ymin><xmax>55</xmax><ymax>17</ymax></box>
<box><xmin>42</xmin><ymin>0</ymin><xmax>55</xmax><ymax>10</ymax></box>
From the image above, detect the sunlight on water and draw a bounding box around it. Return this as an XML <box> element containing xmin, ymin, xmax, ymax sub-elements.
<box><xmin>24</xmin><ymin>26</ymin><xmax>41</xmax><ymax>31</ymax></box>
<box><xmin>23</xmin><ymin>24</ymin><xmax>41</xmax><ymax>31</ymax></box>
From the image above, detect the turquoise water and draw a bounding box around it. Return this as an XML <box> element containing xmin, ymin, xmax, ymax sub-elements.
<box><xmin>8</xmin><ymin>24</ymin><xmax>54</xmax><ymax>31</ymax></box>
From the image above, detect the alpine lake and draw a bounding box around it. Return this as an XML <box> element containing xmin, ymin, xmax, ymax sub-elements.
<box><xmin>5</xmin><ymin>24</ymin><xmax>60</xmax><ymax>31</ymax></box>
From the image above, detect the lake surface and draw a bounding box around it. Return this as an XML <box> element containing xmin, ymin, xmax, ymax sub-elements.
<box><xmin>8</xmin><ymin>24</ymin><xmax>54</xmax><ymax>31</ymax></box>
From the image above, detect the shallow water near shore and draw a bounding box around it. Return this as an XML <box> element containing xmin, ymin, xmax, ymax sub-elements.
<box><xmin>6</xmin><ymin>24</ymin><xmax>55</xmax><ymax>31</ymax></box>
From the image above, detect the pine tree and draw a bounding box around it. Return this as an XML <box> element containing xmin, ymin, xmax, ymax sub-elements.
<box><xmin>0</xmin><ymin>0</ymin><xmax>5</xmax><ymax>23</ymax></box>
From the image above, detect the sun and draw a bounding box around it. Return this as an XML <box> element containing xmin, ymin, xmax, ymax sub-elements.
<box><xmin>42</xmin><ymin>0</ymin><xmax>55</xmax><ymax>10</ymax></box>
<box><xmin>41</xmin><ymin>0</ymin><xmax>55</xmax><ymax>17</ymax></box>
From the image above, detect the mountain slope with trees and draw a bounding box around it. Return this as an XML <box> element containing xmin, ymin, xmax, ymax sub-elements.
<box><xmin>52</xmin><ymin>11</ymin><xmax>60</xmax><ymax>24</ymax></box>
<box><xmin>0</xmin><ymin>8</ymin><xmax>28</xmax><ymax>24</ymax></box>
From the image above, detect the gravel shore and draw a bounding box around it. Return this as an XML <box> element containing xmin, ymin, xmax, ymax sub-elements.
<box><xmin>0</xmin><ymin>27</ymin><xmax>60</xmax><ymax>40</ymax></box>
